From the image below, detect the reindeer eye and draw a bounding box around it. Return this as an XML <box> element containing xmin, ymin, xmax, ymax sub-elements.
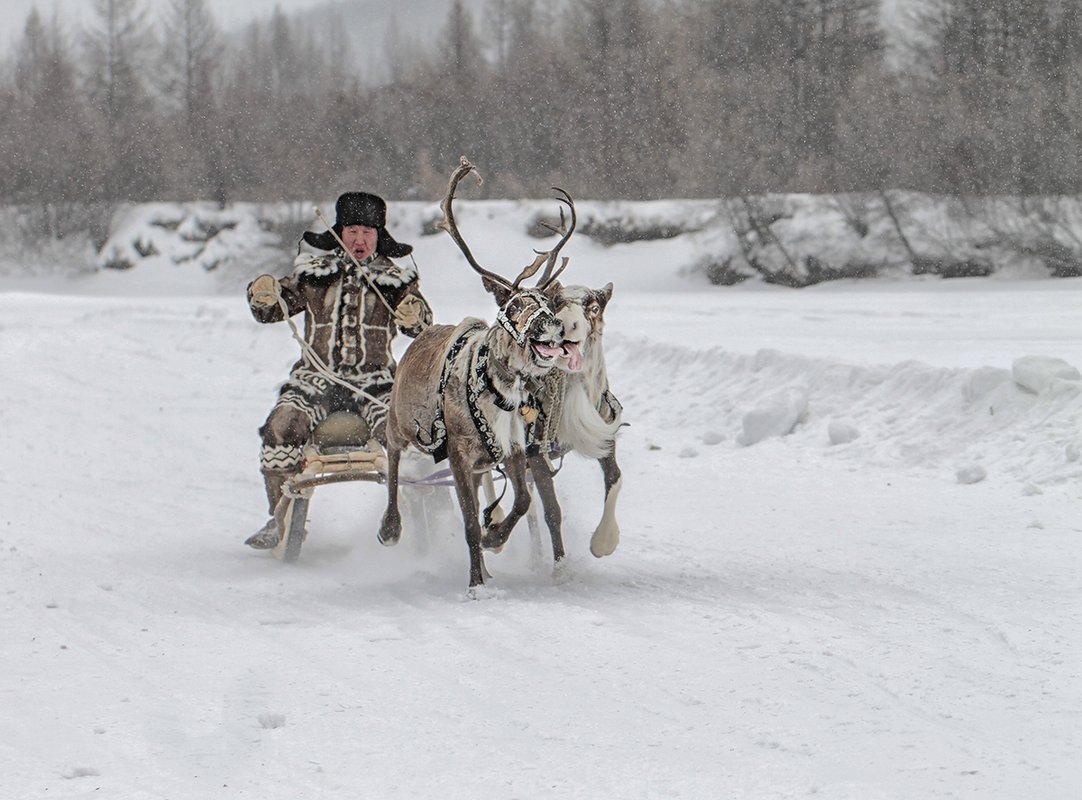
<box><xmin>588</xmin><ymin>303</ymin><xmax>601</xmax><ymax>317</ymax></box>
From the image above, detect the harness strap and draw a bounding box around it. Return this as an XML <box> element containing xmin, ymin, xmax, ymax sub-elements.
<box><xmin>414</xmin><ymin>323</ymin><xmax>484</xmax><ymax>463</ymax></box>
<box><xmin>467</xmin><ymin>342</ymin><xmax>509</xmax><ymax>465</ymax></box>
<box><xmin>400</xmin><ymin>467</ymin><xmax>457</xmax><ymax>487</ymax></box>
<box><xmin>477</xmin><ymin>343</ymin><xmax>518</xmax><ymax>412</ymax></box>
<box><xmin>413</xmin><ymin>326</ymin><xmax>526</xmax><ymax>468</ymax></box>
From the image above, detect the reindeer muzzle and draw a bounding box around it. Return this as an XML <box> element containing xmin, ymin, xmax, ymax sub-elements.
<box><xmin>496</xmin><ymin>290</ymin><xmax>556</xmax><ymax>348</ymax></box>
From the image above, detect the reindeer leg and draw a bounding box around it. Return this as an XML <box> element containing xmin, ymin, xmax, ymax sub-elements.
<box><xmin>589</xmin><ymin>449</ymin><xmax>622</xmax><ymax>558</ymax></box>
<box><xmin>480</xmin><ymin>470</ymin><xmax>506</xmax><ymax>524</ymax></box>
<box><xmin>527</xmin><ymin>452</ymin><xmax>565</xmax><ymax>563</ymax></box>
<box><xmin>448</xmin><ymin>453</ymin><xmax>487</xmax><ymax>588</ymax></box>
<box><xmin>482</xmin><ymin>451</ymin><xmax>531</xmax><ymax>551</ymax></box>
<box><xmin>378</xmin><ymin>445</ymin><xmax>403</xmax><ymax>546</ymax></box>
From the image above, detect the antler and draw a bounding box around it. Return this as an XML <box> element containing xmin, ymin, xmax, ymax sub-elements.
<box><xmin>530</xmin><ymin>188</ymin><xmax>577</xmax><ymax>289</ymax></box>
<box><xmin>438</xmin><ymin>156</ymin><xmax>514</xmax><ymax>298</ymax></box>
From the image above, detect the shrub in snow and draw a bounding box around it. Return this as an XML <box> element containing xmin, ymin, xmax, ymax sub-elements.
<box><xmin>567</xmin><ymin>199</ymin><xmax>715</xmax><ymax>246</ymax></box>
<box><xmin>95</xmin><ymin>203</ymin><xmax>285</xmax><ymax>288</ymax></box>
<box><xmin>697</xmin><ymin>255</ymin><xmax>753</xmax><ymax>286</ymax></box>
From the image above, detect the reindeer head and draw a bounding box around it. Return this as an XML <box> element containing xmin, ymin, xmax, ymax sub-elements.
<box><xmin>492</xmin><ymin>288</ymin><xmax>567</xmax><ymax>377</ymax></box>
<box><xmin>554</xmin><ymin>282</ymin><xmax>613</xmax><ymax>339</ymax></box>
<box><xmin>439</xmin><ymin>157</ymin><xmax>584</xmax><ymax>373</ymax></box>
<box><xmin>541</xmin><ymin>281</ymin><xmax>613</xmax><ymax>372</ymax></box>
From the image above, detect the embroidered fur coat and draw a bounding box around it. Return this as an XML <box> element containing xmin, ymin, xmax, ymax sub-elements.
<box><xmin>247</xmin><ymin>250</ymin><xmax>433</xmax><ymax>377</ymax></box>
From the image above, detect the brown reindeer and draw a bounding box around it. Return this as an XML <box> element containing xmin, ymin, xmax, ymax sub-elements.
<box><xmin>378</xmin><ymin>158</ymin><xmax>584</xmax><ymax>590</ymax></box>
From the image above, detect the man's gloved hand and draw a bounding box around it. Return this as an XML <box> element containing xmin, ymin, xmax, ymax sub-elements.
<box><xmin>249</xmin><ymin>274</ymin><xmax>281</xmax><ymax>307</ymax></box>
<box><xmin>394</xmin><ymin>295</ymin><xmax>425</xmax><ymax>329</ymax></box>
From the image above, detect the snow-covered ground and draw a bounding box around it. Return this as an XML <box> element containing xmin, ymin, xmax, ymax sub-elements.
<box><xmin>2</xmin><ymin>203</ymin><xmax>1081</xmax><ymax>799</ymax></box>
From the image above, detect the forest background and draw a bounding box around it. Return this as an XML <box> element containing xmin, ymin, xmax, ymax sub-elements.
<box><xmin>1</xmin><ymin>0</ymin><xmax>1080</xmax><ymax>252</ymax></box>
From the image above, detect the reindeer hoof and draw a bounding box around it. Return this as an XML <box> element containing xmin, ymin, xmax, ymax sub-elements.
<box><xmin>378</xmin><ymin>515</ymin><xmax>401</xmax><ymax>546</ymax></box>
<box><xmin>465</xmin><ymin>584</ymin><xmax>502</xmax><ymax>601</ymax></box>
<box><xmin>589</xmin><ymin>526</ymin><xmax>619</xmax><ymax>558</ymax></box>
<box><xmin>482</xmin><ymin>525</ymin><xmax>511</xmax><ymax>552</ymax></box>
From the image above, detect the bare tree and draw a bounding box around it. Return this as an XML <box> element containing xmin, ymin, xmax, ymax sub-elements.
<box><xmin>158</xmin><ymin>0</ymin><xmax>224</xmax><ymax>202</ymax></box>
<box><xmin>82</xmin><ymin>0</ymin><xmax>161</xmax><ymax>200</ymax></box>
<box><xmin>5</xmin><ymin>9</ymin><xmax>101</xmax><ymax>227</ymax></box>
<box><xmin>554</xmin><ymin>0</ymin><xmax>680</xmax><ymax>198</ymax></box>
<box><xmin>922</xmin><ymin>0</ymin><xmax>1082</xmax><ymax>193</ymax></box>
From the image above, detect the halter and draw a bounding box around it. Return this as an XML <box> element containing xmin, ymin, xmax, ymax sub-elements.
<box><xmin>495</xmin><ymin>290</ymin><xmax>554</xmax><ymax>348</ymax></box>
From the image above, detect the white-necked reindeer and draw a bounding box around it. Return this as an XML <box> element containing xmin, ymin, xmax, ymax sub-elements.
<box><xmin>378</xmin><ymin>158</ymin><xmax>584</xmax><ymax>590</ymax></box>
<box><xmin>525</xmin><ymin>282</ymin><xmax>623</xmax><ymax>560</ymax></box>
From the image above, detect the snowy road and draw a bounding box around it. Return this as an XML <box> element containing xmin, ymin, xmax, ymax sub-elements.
<box><xmin>2</xmin><ymin>283</ymin><xmax>1081</xmax><ymax>799</ymax></box>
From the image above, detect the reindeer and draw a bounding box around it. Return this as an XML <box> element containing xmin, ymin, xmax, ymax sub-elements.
<box><xmin>455</xmin><ymin>198</ymin><xmax>624</xmax><ymax>567</ymax></box>
<box><xmin>481</xmin><ymin>281</ymin><xmax>623</xmax><ymax>564</ymax></box>
<box><xmin>378</xmin><ymin>158</ymin><xmax>584</xmax><ymax>590</ymax></box>
<box><xmin>524</xmin><ymin>282</ymin><xmax>623</xmax><ymax>560</ymax></box>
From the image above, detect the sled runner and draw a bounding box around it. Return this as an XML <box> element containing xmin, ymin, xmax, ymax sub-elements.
<box><xmin>268</xmin><ymin>410</ymin><xmax>486</xmax><ymax>563</ymax></box>
<box><xmin>270</xmin><ymin>411</ymin><xmax>387</xmax><ymax>562</ymax></box>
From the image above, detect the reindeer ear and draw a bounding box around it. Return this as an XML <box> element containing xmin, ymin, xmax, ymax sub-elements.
<box><xmin>598</xmin><ymin>282</ymin><xmax>614</xmax><ymax>307</ymax></box>
<box><xmin>543</xmin><ymin>280</ymin><xmax>563</xmax><ymax>302</ymax></box>
<box><xmin>484</xmin><ymin>276</ymin><xmax>512</xmax><ymax>306</ymax></box>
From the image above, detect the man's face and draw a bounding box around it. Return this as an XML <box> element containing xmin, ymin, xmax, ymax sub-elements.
<box><xmin>341</xmin><ymin>225</ymin><xmax>378</xmax><ymax>261</ymax></box>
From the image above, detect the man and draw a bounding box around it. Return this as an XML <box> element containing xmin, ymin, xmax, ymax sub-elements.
<box><xmin>245</xmin><ymin>192</ymin><xmax>433</xmax><ymax>549</ymax></box>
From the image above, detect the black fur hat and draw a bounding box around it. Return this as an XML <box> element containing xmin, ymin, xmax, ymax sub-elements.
<box><xmin>302</xmin><ymin>192</ymin><xmax>412</xmax><ymax>258</ymax></box>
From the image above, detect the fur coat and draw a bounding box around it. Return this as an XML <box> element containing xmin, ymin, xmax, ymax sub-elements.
<box><xmin>247</xmin><ymin>250</ymin><xmax>433</xmax><ymax>376</ymax></box>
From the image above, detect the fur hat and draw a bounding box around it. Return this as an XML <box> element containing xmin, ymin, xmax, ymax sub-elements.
<box><xmin>302</xmin><ymin>192</ymin><xmax>412</xmax><ymax>258</ymax></box>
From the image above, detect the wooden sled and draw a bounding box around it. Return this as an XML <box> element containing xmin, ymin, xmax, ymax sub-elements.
<box><xmin>272</xmin><ymin>411</ymin><xmax>387</xmax><ymax>562</ymax></box>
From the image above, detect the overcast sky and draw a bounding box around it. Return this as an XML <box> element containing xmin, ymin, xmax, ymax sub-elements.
<box><xmin>1</xmin><ymin>0</ymin><xmax>922</xmax><ymax>64</ymax></box>
<box><xmin>0</xmin><ymin>0</ymin><xmax>330</xmax><ymax>55</ymax></box>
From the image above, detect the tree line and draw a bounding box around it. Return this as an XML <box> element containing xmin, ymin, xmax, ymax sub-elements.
<box><xmin>1</xmin><ymin>0</ymin><xmax>1080</xmax><ymax>222</ymax></box>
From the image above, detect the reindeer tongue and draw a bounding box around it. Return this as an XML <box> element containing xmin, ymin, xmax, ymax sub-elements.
<box><xmin>533</xmin><ymin>343</ymin><xmax>564</xmax><ymax>361</ymax></box>
<box><xmin>561</xmin><ymin>341</ymin><xmax>583</xmax><ymax>371</ymax></box>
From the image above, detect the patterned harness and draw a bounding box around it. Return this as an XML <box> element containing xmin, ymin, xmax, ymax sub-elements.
<box><xmin>415</xmin><ymin>323</ymin><xmax>519</xmax><ymax>466</ymax></box>
<box><xmin>415</xmin><ymin>331</ymin><xmax>541</xmax><ymax>466</ymax></box>
<box><xmin>415</xmin><ymin>290</ymin><xmax>553</xmax><ymax>466</ymax></box>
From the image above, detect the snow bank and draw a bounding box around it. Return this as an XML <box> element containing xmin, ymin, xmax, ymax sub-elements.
<box><xmin>6</xmin><ymin>193</ymin><xmax>1082</xmax><ymax>294</ymax></box>
<box><xmin>93</xmin><ymin>202</ymin><xmax>285</xmax><ymax>294</ymax></box>
<box><xmin>606</xmin><ymin>337</ymin><xmax>1082</xmax><ymax>488</ymax></box>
